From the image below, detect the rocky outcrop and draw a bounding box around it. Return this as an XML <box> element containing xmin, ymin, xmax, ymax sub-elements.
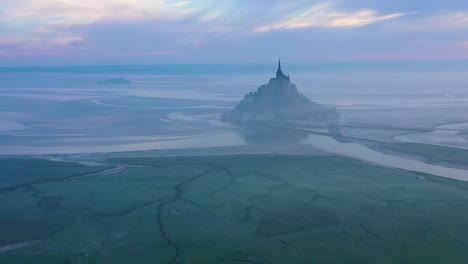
<box><xmin>221</xmin><ymin>62</ymin><xmax>339</xmax><ymax>125</ymax></box>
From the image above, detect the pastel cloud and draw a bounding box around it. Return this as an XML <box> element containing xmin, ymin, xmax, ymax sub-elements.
<box><xmin>5</xmin><ymin>0</ymin><xmax>196</xmax><ymax>24</ymax></box>
<box><xmin>0</xmin><ymin>36</ymin><xmax>87</xmax><ymax>57</ymax></box>
<box><xmin>1</xmin><ymin>0</ymin><xmax>468</xmax><ymax>65</ymax></box>
<box><xmin>255</xmin><ymin>4</ymin><xmax>405</xmax><ymax>32</ymax></box>
<box><xmin>397</xmin><ymin>11</ymin><xmax>468</xmax><ymax>32</ymax></box>
<box><xmin>432</xmin><ymin>11</ymin><xmax>468</xmax><ymax>28</ymax></box>
<box><xmin>455</xmin><ymin>40</ymin><xmax>468</xmax><ymax>48</ymax></box>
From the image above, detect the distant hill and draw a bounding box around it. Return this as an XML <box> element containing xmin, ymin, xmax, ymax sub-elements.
<box><xmin>221</xmin><ymin>61</ymin><xmax>339</xmax><ymax>125</ymax></box>
<box><xmin>97</xmin><ymin>78</ymin><xmax>131</xmax><ymax>85</ymax></box>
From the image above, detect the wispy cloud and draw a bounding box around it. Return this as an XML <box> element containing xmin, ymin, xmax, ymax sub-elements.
<box><xmin>5</xmin><ymin>0</ymin><xmax>197</xmax><ymax>24</ymax></box>
<box><xmin>2</xmin><ymin>0</ymin><xmax>468</xmax><ymax>64</ymax></box>
<box><xmin>391</xmin><ymin>11</ymin><xmax>468</xmax><ymax>33</ymax></box>
<box><xmin>0</xmin><ymin>36</ymin><xmax>87</xmax><ymax>57</ymax></box>
<box><xmin>255</xmin><ymin>3</ymin><xmax>405</xmax><ymax>32</ymax></box>
<box><xmin>431</xmin><ymin>11</ymin><xmax>468</xmax><ymax>29</ymax></box>
<box><xmin>456</xmin><ymin>40</ymin><xmax>468</xmax><ymax>48</ymax></box>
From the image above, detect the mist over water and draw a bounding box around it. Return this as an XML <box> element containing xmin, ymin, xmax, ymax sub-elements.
<box><xmin>4</xmin><ymin>0</ymin><xmax>468</xmax><ymax>260</ymax></box>
<box><xmin>2</xmin><ymin>63</ymin><xmax>468</xmax><ymax>178</ymax></box>
<box><xmin>3</xmin><ymin>63</ymin><xmax>468</xmax><ymax>263</ymax></box>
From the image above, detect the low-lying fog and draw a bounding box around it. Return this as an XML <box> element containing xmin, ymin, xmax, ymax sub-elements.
<box><xmin>2</xmin><ymin>65</ymin><xmax>468</xmax><ymax>180</ymax></box>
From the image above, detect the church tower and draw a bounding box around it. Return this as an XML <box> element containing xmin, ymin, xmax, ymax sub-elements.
<box><xmin>275</xmin><ymin>58</ymin><xmax>290</xmax><ymax>81</ymax></box>
<box><xmin>276</xmin><ymin>58</ymin><xmax>285</xmax><ymax>78</ymax></box>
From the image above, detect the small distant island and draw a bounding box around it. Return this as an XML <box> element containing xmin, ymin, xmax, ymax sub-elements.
<box><xmin>97</xmin><ymin>78</ymin><xmax>132</xmax><ymax>85</ymax></box>
<box><xmin>221</xmin><ymin>60</ymin><xmax>339</xmax><ymax>125</ymax></box>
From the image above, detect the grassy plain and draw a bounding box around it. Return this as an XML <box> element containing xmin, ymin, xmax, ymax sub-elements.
<box><xmin>1</xmin><ymin>155</ymin><xmax>467</xmax><ymax>264</ymax></box>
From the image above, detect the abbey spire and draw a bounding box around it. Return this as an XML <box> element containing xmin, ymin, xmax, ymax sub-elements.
<box><xmin>275</xmin><ymin>58</ymin><xmax>290</xmax><ymax>81</ymax></box>
<box><xmin>276</xmin><ymin>58</ymin><xmax>285</xmax><ymax>78</ymax></box>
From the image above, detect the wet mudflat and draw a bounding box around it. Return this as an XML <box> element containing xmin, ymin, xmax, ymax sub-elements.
<box><xmin>1</xmin><ymin>155</ymin><xmax>468</xmax><ymax>264</ymax></box>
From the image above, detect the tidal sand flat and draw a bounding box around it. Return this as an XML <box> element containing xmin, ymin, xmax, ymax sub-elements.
<box><xmin>1</xmin><ymin>155</ymin><xmax>467</xmax><ymax>264</ymax></box>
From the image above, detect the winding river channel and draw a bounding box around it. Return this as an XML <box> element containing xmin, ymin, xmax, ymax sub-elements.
<box><xmin>395</xmin><ymin>122</ymin><xmax>468</xmax><ymax>149</ymax></box>
<box><xmin>302</xmin><ymin>133</ymin><xmax>468</xmax><ymax>182</ymax></box>
<box><xmin>2</xmin><ymin>126</ymin><xmax>468</xmax><ymax>181</ymax></box>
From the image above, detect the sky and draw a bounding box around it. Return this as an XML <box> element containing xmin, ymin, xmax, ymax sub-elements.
<box><xmin>1</xmin><ymin>0</ymin><xmax>468</xmax><ymax>66</ymax></box>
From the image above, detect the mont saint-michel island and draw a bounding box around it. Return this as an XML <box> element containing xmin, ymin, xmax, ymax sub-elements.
<box><xmin>3</xmin><ymin>0</ymin><xmax>468</xmax><ymax>263</ymax></box>
<box><xmin>222</xmin><ymin>60</ymin><xmax>339</xmax><ymax>125</ymax></box>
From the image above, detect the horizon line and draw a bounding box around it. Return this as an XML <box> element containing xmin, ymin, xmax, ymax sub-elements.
<box><xmin>2</xmin><ymin>59</ymin><xmax>468</xmax><ymax>69</ymax></box>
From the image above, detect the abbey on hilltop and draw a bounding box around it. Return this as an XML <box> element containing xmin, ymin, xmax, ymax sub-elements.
<box><xmin>221</xmin><ymin>60</ymin><xmax>339</xmax><ymax>125</ymax></box>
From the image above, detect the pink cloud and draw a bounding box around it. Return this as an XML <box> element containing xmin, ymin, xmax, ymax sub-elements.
<box><xmin>0</xmin><ymin>36</ymin><xmax>87</xmax><ymax>57</ymax></box>
<box><xmin>0</xmin><ymin>35</ymin><xmax>178</xmax><ymax>58</ymax></box>
<box><xmin>108</xmin><ymin>51</ymin><xmax>180</xmax><ymax>57</ymax></box>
